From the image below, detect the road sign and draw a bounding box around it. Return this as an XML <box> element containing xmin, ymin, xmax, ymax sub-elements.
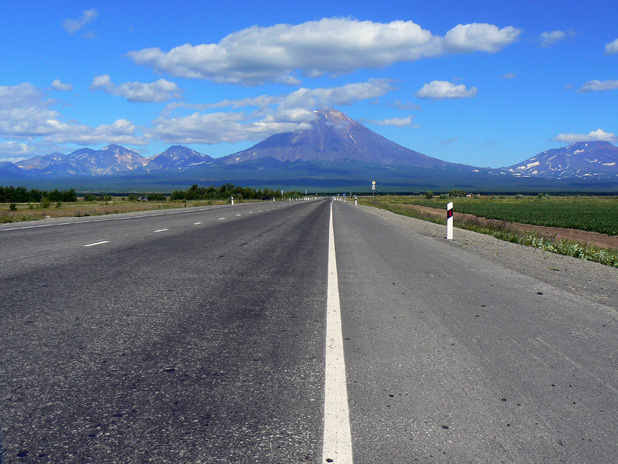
<box><xmin>372</xmin><ymin>181</ymin><xmax>376</xmax><ymax>190</ymax></box>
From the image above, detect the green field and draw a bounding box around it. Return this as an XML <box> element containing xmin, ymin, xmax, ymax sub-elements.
<box><xmin>387</xmin><ymin>195</ymin><xmax>618</xmax><ymax>236</ymax></box>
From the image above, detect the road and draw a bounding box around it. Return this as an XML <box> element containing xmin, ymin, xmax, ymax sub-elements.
<box><xmin>0</xmin><ymin>199</ymin><xmax>617</xmax><ymax>463</ymax></box>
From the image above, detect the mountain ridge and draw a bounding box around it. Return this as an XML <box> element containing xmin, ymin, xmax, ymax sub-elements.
<box><xmin>3</xmin><ymin>109</ymin><xmax>618</xmax><ymax>190</ymax></box>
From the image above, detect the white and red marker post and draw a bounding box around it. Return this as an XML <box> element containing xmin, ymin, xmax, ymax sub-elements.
<box><xmin>446</xmin><ymin>202</ymin><xmax>453</xmax><ymax>240</ymax></box>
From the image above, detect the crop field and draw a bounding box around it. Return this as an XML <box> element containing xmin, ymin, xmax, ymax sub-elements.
<box><xmin>374</xmin><ymin>195</ymin><xmax>618</xmax><ymax>236</ymax></box>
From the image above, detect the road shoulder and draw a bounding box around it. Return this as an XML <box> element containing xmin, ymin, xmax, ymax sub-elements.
<box><xmin>359</xmin><ymin>204</ymin><xmax>618</xmax><ymax>311</ymax></box>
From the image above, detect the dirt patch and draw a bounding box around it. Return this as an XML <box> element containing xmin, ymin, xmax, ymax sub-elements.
<box><xmin>401</xmin><ymin>204</ymin><xmax>618</xmax><ymax>250</ymax></box>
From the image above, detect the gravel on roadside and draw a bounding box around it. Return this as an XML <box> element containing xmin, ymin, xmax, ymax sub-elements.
<box><xmin>360</xmin><ymin>204</ymin><xmax>618</xmax><ymax>311</ymax></box>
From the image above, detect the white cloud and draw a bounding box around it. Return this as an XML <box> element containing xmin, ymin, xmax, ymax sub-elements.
<box><xmin>154</xmin><ymin>79</ymin><xmax>395</xmax><ymax>144</ymax></box>
<box><xmin>416</xmin><ymin>80</ymin><xmax>477</xmax><ymax>99</ymax></box>
<box><xmin>164</xmin><ymin>78</ymin><xmax>394</xmax><ymax>115</ymax></box>
<box><xmin>0</xmin><ymin>83</ymin><xmax>148</xmax><ymax>158</ymax></box>
<box><xmin>368</xmin><ymin>116</ymin><xmax>418</xmax><ymax>127</ymax></box>
<box><xmin>51</xmin><ymin>79</ymin><xmax>73</xmax><ymax>91</ymax></box>
<box><xmin>392</xmin><ymin>100</ymin><xmax>422</xmax><ymax>110</ymax></box>
<box><xmin>444</xmin><ymin>23</ymin><xmax>521</xmax><ymax>53</ymax></box>
<box><xmin>441</xmin><ymin>138</ymin><xmax>458</xmax><ymax>144</ymax></box>
<box><xmin>151</xmin><ymin>111</ymin><xmax>308</xmax><ymax>144</ymax></box>
<box><xmin>604</xmin><ymin>38</ymin><xmax>618</xmax><ymax>55</ymax></box>
<box><xmin>63</xmin><ymin>9</ymin><xmax>98</xmax><ymax>34</ymax></box>
<box><xmin>501</xmin><ymin>72</ymin><xmax>516</xmax><ymax>79</ymax></box>
<box><xmin>90</xmin><ymin>75</ymin><xmax>182</xmax><ymax>102</ymax></box>
<box><xmin>0</xmin><ymin>141</ymin><xmax>40</xmax><ymax>159</ymax></box>
<box><xmin>553</xmin><ymin>129</ymin><xmax>617</xmax><ymax>143</ymax></box>
<box><xmin>50</xmin><ymin>119</ymin><xmax>149</xmax><ymax>146</ymax></box>
<box><xmin>538</xmin><ymin>29</ymin><xmax>575</xmax><ymax>48</ymax></box>
<box><xmin>128</xmin><ymin>18</ymin><xmax>521</xmax><ymax>85</ymax></box>
<box><xmin>578</xmin><ymin>79</ymin><xmax>618</xmax><ymax>92</ymax></box>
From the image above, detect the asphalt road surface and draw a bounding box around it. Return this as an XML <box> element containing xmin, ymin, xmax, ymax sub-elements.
<box><xmin>1</xmin><ymin>199</ymin><xmax>616</xmax><ymax>463</ymax></box>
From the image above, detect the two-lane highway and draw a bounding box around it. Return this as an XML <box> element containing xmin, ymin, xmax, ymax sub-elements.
<box><xmin>1</xmin><ymin>199</ymin><xmax>617</xmax><ymax>463</ymax></box>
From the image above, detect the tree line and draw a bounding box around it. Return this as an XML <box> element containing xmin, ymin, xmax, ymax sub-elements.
<box><xmin>0</xmin><ymin>186</ymin><xmax>78</xmax><ymax>203</ymax></box>
<box><xmin>170</xmin><ymin>184</ymin><xmax>300</xmax><ymax>201</ymax></box>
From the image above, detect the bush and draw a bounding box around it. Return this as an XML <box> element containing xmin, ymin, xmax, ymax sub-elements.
<box><xmin>425</xmin><ymin>191</ymin><xmax>434</xmax><ymax>199</ymax></box>
<box><xmin>40</xmin><ymin>197</ymin><xmax>51</xmax><ymax>208</ymax></box>
<box><xmin>9</xmin><ymin>203</ymin><xmax>17</xmax><ymax>211</ymax></box>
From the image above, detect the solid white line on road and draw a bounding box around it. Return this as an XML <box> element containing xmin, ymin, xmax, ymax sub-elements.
<box><xmin>84</xmin><ymin>240</ymin><xmax>110</xmax><ymax>247</ymax></box>
<box><xmin>323</xmin><ymin>201</ymin><xmax>353</xmax><ymax>463</ymax></box>
<box><xmin>154</xmin><ymin>229</ymin><xmax>168</xmax><ymax>233</ymax></box>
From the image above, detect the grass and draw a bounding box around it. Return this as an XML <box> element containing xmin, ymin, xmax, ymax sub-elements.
<box><xmin>0</xmin><ymin>198</ymin><xmax>229</xmax><ymax>223</ymax></box>
<box><xmin>361</xmin><ymin>195</ymin><xmax>618</xmax><ymax>268</ymax></box>
<box><xmin>400</xmin><ymin>195</ymin><xmax>618</xmax><ymax>235</ymax></box>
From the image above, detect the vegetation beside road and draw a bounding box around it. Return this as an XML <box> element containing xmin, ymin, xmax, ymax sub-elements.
<box><xmin>0</xmin><ymin>183</ymin><xmax>301</xmax><ymax>224</ymax></box>
<box><xmin>362</xmin><ymin>193</ymin><xmax>618</xmax><ymax>268</ymax></box>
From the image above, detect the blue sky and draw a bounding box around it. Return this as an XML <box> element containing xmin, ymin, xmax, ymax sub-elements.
<box><xmin>1</xmin><ymin>0</ymin><xmax>617</xmax><ymax>167</ymax></box>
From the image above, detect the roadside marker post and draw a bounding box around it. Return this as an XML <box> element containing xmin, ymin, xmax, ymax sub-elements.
<box><xmin>447</xmin><ymin>202</ymin><xmax>454</xmax><ymax>240</ymax></box>
<box><xmin>354</xmin><ymin>195</ymin><xmax>357</xmax><ymax>206</ymax></box>
<box><xmin>231</xmin><ymin>196</ymin><xmax>234</xmax><ymax>206</ymax></box>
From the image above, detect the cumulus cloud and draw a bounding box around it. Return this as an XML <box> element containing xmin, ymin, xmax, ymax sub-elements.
<box><xmin>128</xmin><ymin>18</ymin><xmax>521</xmax><ymax>85</ymax></box>
<box><xmin>416</xmin><ymin>80</ymin><xmax>477</xmax><ymax>99</ymax></box>
<box><xmin>578</xmin><ymin>79</ymin><xmax>618</xmax><ymax>92</ymax></box>
<box><xmin>90</xmin><ymin>75</ymin><xmax>182</xmax><ymax>102</ymax></box>
<box><xmin>501</xmin><ymin>72</ymin><xmax>516</xmax><ymax>79</ymax></box>
<box><xmin>444</xmin><ymin>23</ymin><xmax>521</xmax><ymax>53</ymax></box>
<box><xmin>154</xmin><ymin>79</ymin><xmax>395</xmax><ymax>144</ymax></box>
<box><xmin>50</xmin><ymin>79</ymin><xmax>73</xmax><ymax>91</ymax></box>
<box><xmin>553</xmin><ymin>129</ymin><xmax>617</xmax><ymax>143</ymax></box>
<box><xmin>164</xmin><ymin>79</ymin><xmax>394</xmax><ymax>115</ymax></box>
<box><xmin>605</xmin><ymin>38</ymin><xmax>618</xmax><ymax>55</ymax></box>
<box><xmin>368</xmin><ymin>116</ymin><xmax>418</xmax><ymax>127</ymax></box>
<box><xmin>538</xmin><ymin>29</ymin><xmax>575</xmax><ymax>48</ymax></box>
<box><xmin>63</xmin><ymin>9</ymin><xmax>98</xmax><ymax>34</ymax></box>
<box><xmin>0</xmin><ymin>82</ymin><xmax>147</xmax><ymax>158</ymax></box>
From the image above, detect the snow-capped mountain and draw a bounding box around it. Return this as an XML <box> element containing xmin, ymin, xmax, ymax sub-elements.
<box><xmin>17</xmin><ymin>144</ymin><xmax>148</xmax><ymax>176</ymax></box>
<box><xmin>147</xmin><ymin>145</ymin><xmax>213</xmax><ymax>170</ymax></box>
<box><xmin>503</xmin><ymin>141</ymin><xmax>618</xmax><ymax>179</ymax></box>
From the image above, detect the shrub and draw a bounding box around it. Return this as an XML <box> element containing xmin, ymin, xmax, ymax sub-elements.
<box><xmin>425</xmin><ymin>191</ymin><xmax>434</xmax><ymax>199</ymax></box>
<box><xmin>40</xmin><ymin>197</ymin><xmax>51</xmax><ymax>208</ymax></box>
<box><xmin>9</xmin><ymin>203</ymin><xmax>17</xmax><ymax>211</ymax></box>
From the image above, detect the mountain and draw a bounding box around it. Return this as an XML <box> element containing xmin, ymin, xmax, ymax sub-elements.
<box><xmin>220</xmin><ymin>108</ymin><xmax>471</xmax><ymax>170</ymax></box>
<box><xmin>3</xmin><ymin>110</ymin><xmax>618</xmax><ymax>191</ymax></box>
<box><xmin>0</xmin><ymin>161</ymin><xmax>28</xmax><ymax>178</ymax></box>
<box><xmin>503</xmin><ymin>141</ymin><xmax>618</xmax><ymax>179</ymax></box>
<box><xmin>147</xmin><ymin>145</ymin><xmax>213</xmax><ymax>170</ymax></box>
<box><xmin>16</xmin><ymin>144</ymin><xmax>148</xmax><ymax>177</ymax></box>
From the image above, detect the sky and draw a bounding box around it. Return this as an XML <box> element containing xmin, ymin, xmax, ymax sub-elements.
<box><xmin>1</xmin><ymin>0</ymin><xmax>617</xmax><ymax>168</ymax></box>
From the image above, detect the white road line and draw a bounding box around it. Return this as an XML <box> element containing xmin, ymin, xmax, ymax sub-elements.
<box><xmin>154</xmin><ymin>229</ymin><xmax>168</xmax><ymax>233</ymax></box>
<box><xmin>84</xmin><ymin>240</ymin><xmax>110</xmax><ymax>247</ymax></box>
<box><xmin>323</xmin><ymin>201</ymin><xmax>353</xmax><ymax>463</ymax></box>
<box><xmin>236</xmin><ymin>214</ymin><xmax>242</xmax><ymax>217</ymax></box>
<box><xmin>194</xmin><ymin>222</ymin><xmax>202</xmax><ymax>225</ymax></box>
<box><xmin>219</xmin><ymin>217</ymin><xmax>226</xmax><ymax>220</ymax></box>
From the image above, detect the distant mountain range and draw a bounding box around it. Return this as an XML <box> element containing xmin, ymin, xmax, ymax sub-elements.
<box><xmin>1</xmin><ymin>109</ymin><xmax>617</xmax><ymax>191</ymax></box>
<box><xmin>502</xmin><ymin>141</ymin><xmax>618</xmax><ymax>179</ymax></box>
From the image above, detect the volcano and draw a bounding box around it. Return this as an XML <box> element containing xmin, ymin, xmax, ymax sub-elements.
<box><xmin>219</xmin><ymin>108</ymin><xmax>470</xmax><ymax>169</ymax></box>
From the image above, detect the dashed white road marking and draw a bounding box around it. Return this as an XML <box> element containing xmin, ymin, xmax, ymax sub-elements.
<box><xmin>323</xmin><ymin>201</ymin><xmax>353</xmax><ymax>463</ymax></box>
<box><xmin>84</xmin><ymin>240</ymin><xmax>110</xmax><ymax>247</ymax></box>
<box><xmin>236</xmin><ymin>214</ymin><xmax>242</xmax><ymax>217</ymax></box>
<box><xmin>219</xmin><ymin>217</ymin><xmax>226</xmax><ymax>220</ymax></box>
<box><xmin>194</xmin><ymin>222</ymin><xmax>202</xmax><ymax>225</ymax></box>
<box><xmin>154</xmin><ymin>229</ymin><xmax>168</xmax><ymax>233</ymax></box>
